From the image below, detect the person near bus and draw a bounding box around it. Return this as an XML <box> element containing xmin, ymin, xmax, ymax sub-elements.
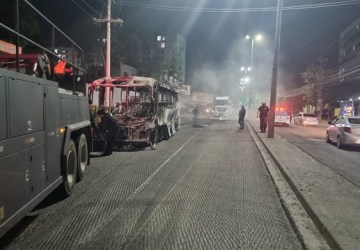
<box><xmin>97</xmin><ymin>108</ymin><xmax>120</xmax><ymax>156</ymax></box>
<box><xmin>257</xmin><ymin>102</ymin><xmax>270</xmax><ymax>133</ymax></box>
<box><xmin>193</xmin><ymin>106</ymin><xmax>199</xmax><ymax>122</ymax></box>
<box><xmin>238</xmin><ymin>105</ymin><xmax>246</xmax><ymax>129</ymax></box>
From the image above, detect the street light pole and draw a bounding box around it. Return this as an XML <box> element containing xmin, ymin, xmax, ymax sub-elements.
<box><xmin>105</xmin><ymin>0</ymin><xmax>111</xmax><ymax>108</ymax></box>
<box><xmin>251</xmin><ymin>39</ymin><xmax>254</xmax><ymax>68</ymax></box>
<box><xmin>268</xmin><ymin>0</ymin><xmax>283</xmax><ymax>138</ymax></box>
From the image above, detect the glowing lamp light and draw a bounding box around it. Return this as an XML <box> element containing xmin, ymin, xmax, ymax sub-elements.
<box><xmin>255</xmin><ymin>34</ymin><xmax>263</xmax><ymax>41</ymax></box>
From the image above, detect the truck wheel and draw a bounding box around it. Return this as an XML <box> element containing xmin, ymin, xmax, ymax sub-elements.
<box><xmin>62</xmin><ymin>139</ymin><xmax>78</xmax><ymax>195</ymax></box>
<box><xmin>76</xmin><ymin>134</ymin><xmax>88</xmax><ymax>181</ymax></box>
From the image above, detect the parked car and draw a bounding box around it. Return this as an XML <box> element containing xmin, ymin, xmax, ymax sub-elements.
<box><xmin>294</xmin><ymin>112</ymin><xmax>318</xmax><ymax>126</ymax></box>
<box><xmin>275</xmin><ymin>111</ymin><xmax>291</xmax><ymax>126</ymax></box>
<box><xmin>326</xmin><ymin>116</ymin><xmax>360</xmax><ymax>149</ymax></box>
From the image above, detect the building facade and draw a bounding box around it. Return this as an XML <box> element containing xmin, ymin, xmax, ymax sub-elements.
<box><xmin>339</xmin><ymin>16</ymin><xmax>360</xmax><ymax>82</ymax></box>
<box><xmin>338</xmin><ymin>16</ymin><xmax>360</xmax><ymax>115</ymax></box>
<box><xmin>138</xmin><ymin>34</ymin><xmax>186</xmax><ymax>83</ymax></box>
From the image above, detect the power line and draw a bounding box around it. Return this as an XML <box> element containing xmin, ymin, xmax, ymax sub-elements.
<box><xmin>121</xmin><ymin>0</ymin><xmax>360</xmax><ymax>13</ymax></box>
<box><xmin>80</xmin><ymin>0</ymin><xmax>102</xmax><ymax>16</ymax></box>
<box><xmin>70</xmin><ymin>0</ymin><xmax>96</xmax><ymax>19</ymax></box>
<box><xmin>283</xmin><ymin>56</ymin><xmax>360</xmax><ymax>97</ymax></box>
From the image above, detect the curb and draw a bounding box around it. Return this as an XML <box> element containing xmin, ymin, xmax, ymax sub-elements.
<box><xmin>246</xmin><ymin>120</ymin><xmax>332</xmax><ymax>250</ymax></box>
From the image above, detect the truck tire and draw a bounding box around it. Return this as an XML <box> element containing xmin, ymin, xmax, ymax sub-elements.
<box><xmin>76</xmin><ymin>134</ymin><xmax>88</xmax><ymax>181</ymax></box>
<box><xmin>62</xmin><ymin>139</ymin><xmax>78</xmax><ymax>196</ymax></box>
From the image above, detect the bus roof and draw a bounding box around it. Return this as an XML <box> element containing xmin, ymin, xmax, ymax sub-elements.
<box><xmin>89</xmin><ymin>76</ymin><xmax>178</xmax><ymax>93</ymax></box>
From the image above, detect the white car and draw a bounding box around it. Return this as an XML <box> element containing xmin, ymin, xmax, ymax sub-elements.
<box><xmin>294</xmin><ymin>112</ymin><xmax>318</xmax><ymax>126</ymax></box>
<box><xmin>326</xmin><ymin>116</ymin><xmax>360</xmax><ymax>149</ymax></box>
<box><xmin>275</xmin><ymin>111</ymin><xmax>290</xmax><ymax>126</ymax></box>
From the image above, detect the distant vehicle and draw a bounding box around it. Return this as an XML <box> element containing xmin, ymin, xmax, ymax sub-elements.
<box><xmin>275</xmin><ymin>111</ymin><xmax>291</xmax><ymax>126</ymax></box>
<box><xmin>294</xmin><ymin>112</ymin><xmax>318</xmax><ymax>126</ymax></box>
<box><xmin>211</xmin><ymin>96</ymin><xmax>234</xmax><ymax>121</ymax></box>
<box><xmin>326</xmin><ymin>116</ymin><xmax>360</xmax><ymax>149</ymax></box>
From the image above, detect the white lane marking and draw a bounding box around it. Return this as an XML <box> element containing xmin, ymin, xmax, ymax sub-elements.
<box><xmin>307</xmin><ymin>139</ymin><xmax>323</xmax><ymax>142</ymax></box>
<box><xmin>128</xmin><ymin>132</ymin><xmax>199</xmax><ymax>200</ymax></box>
<box><xmin>77</xmin><ymin>131</ymin><xmax>200</xmax><ymax>244</ymax></box>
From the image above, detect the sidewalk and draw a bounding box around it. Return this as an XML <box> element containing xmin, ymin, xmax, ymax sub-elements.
<box><xmin>247</xmin><ymin>118</ymin><xmax>360</xmax><ymax>250</ymax></box>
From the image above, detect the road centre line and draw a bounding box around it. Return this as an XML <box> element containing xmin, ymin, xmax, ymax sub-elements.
<box><xmin>77</xmin><ymin>131</ymin><xmax>201</xmax><ymax>244</ymax></box>
<box><xmin>128</xmin><ymin>132</ymin><xmax>200</xmax><ymax>200</ymax></box>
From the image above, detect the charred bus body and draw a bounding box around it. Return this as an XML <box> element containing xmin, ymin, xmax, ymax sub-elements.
<box><xmin>88</xmin><ymin>76</ymin><xmax>180</xmax><ymax>149</ymax></box>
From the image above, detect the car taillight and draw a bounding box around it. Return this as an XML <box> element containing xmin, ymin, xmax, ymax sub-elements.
<box><xmin>343</xmin><ymin>127</ymin><xmax>352</xmax><ymax>133</ymax></box>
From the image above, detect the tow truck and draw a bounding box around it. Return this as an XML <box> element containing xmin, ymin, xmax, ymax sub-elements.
<box><xmin>0</xmin><ymin>8</ymin><xmax>92</xmax><ymax>237</ymax></box>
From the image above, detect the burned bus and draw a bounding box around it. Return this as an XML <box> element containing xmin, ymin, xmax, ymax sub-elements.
<box><xmin>88</xmin><ymin>76</ymin><xmax>180</xmax><ymax>149</ymax></box>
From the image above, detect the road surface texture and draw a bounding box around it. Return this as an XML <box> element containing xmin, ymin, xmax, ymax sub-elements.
<box><xmin>274</xmin><ymin>121</ymin><xmax>360</xmax><ymax>187</ymax></box>
<box><xmin>2</xmin><ymin>120</ymin><xmax>302</xmax><ymax>249</ymax></box>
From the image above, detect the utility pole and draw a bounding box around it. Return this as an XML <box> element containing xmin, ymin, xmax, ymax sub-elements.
<box><xmin>15</xmin><ymin>0</ymin><xmax>20</xmax><ymax>72</ymax></box>
<box><xmin>94</xmin><ymin>0</ymin><xmax>123</xmax><ymax>107</ymax></box>
<box><xmin>268</xmin><ymin>0</ymin><xmax>283</xmax><ymax>138</ymax></box>
<box><xmin>317</xmin><ymin>56</ymin><xmax>327</xmax><ymax>121</ymax></box>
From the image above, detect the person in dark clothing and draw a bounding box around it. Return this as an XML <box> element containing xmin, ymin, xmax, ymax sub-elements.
<box><xmin>193</xmin><ymin>106</ymin><xmax>199</xmax><ymax>122</ymax></box>
<box><xmin>97</xmin><ymin>108</ymin><xmax>120</xmax><ymax>156</ymax></box>
<box><xmin>257</xmin><ymin>102</ymin><xmax>270</xmax><ymax>133</ymax></box>
<box><xmin>238</xmin><ymin>105</ymin><xmax>246</xmax><ymax>129</ymax></box>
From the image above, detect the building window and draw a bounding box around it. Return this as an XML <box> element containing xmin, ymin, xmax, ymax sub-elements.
<box><xmin>157</xmin><ymin>36</ymin><xmax>161</xmax><ymax>41</ymax></box>
<box><xmin>353</xmin><ymin>45</ymin><xmax>356</xmax><ymax>51</ymax></box>
<box><xmin>161</xmin><ymin>43</ymin><xmax>165</xmax><ymax>48</ymax></box>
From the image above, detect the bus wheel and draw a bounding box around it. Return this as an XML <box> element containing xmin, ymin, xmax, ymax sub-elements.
<box><xmin>62</xmin><ymin>139</ymin><xmax>78</xmax><ymax>196</ymax></box>
<box><xmin>76</xmin><ymin>134</ymin><xmax>88</xmax><ymax>181</ymax></box>
<box><xmin>150</xmin><ymin>127</ymin><xmax>158</xmax><ymax>150</ymax></box>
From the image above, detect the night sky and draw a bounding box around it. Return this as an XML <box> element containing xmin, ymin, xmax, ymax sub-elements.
<box><xmin>30</xmin><ymin>0</ymin><xmax>360</xmax><ymax>94</ymax></box>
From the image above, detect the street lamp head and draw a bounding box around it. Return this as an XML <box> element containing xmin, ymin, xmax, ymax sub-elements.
<box><xmin>240</xmin><ymin>67</ymin><xmax>245</xmax><ymax>71</ymax></box>
<box><xmin>255</xmin><ymin>34</ymin><xmax>263</xmax><ymax>41</ymax></box>
<box><xmin>245</xmin><ymin>35</ymin><xmax>250</xmax><ymax>40</ymax></box>
<box><xmin>247</xmin><ymin>67</ymin><xmax>252</xmax><ymax>71</ymax></box>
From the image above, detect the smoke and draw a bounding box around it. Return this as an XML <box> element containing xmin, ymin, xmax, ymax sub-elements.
<box><xmin>189</xmin><ymin>34</ymin><xmax>288</xmax><ymax>107</ymax></box>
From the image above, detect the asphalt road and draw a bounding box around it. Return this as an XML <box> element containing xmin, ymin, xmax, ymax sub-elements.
<box><xmin>273</xmin><ymin>122</ymin><xmax>360</xmax><ymax>187</ymax></box>
<box><xmin>1</xmin><ymin>120</ymin><xmax>301</xmax><ymax>249</ymax></box>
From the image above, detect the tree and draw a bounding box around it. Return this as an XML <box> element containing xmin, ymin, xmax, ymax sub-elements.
<box><xmin>0</xmin><ymin>0</ymin><xmax>40</xmax><ymax>48</ymax></box>
<box><xmin>301</xmin><ymin>65</ymin><xmax>318</xmax><ymax>112</ymax></box>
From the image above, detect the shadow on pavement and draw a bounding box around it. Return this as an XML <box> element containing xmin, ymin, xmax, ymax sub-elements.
<box><xmin>0</xmin><ymin>215</ymin><xmax>38</xmax><ymax>249</ymax></box>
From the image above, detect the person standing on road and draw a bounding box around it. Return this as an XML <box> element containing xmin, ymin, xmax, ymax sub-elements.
<box><xmin>193</xmin><ymin>106</ymin><xmax>199</xmax><ymax>122</ymax></box>
<box><xmin>257</xmin><ymin>102</ymin><xmax>270</xmax><ymax>133</ymax></box>
<box><xmin>238</xmin><ymin>105</ymin><xmax>246</xmax><ymax>129</ymax></box>
<box><xmin>97</xmin><ymin>108</ymin><xmax>120</xmax><ymax>156</ymax></box>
